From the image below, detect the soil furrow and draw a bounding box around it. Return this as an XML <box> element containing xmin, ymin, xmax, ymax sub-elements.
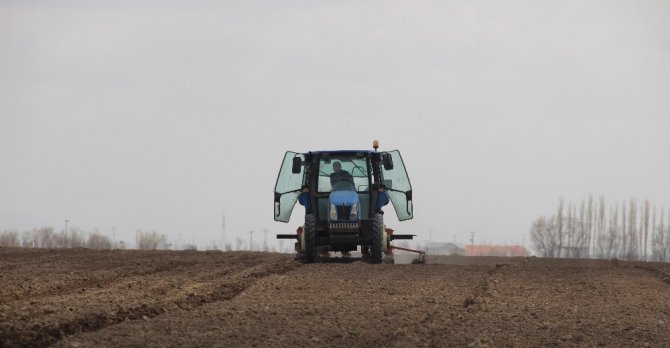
<box><xmin>2</xmin><ymin>250</ymin><xmax>670</xmax><ymax>347</ymax></box>
<box><xmin>0</xmin><ymin>250</ymin><xmax>297</xmax><ymax>347</ymax></box>
<box><xmin>633</xmin><ymin>264</ymin><xmax>670</xmax><ymax>285</ymax></box>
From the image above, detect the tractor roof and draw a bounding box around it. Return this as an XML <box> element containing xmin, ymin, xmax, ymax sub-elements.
<box><xmin>306</xmin><ymin>150</ymin><xmax>377</xmax><ymax>156</ymax></box>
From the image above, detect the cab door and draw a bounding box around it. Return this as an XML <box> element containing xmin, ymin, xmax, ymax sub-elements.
<box><xmin>381</xmin><ymin>150</ymin><xmax>413</xmax><ymax>221</ymax></box>
<box><xmin>274</xmin><ymin>151</ymin><xmax>305</xmax><ymax>222</ymax></box>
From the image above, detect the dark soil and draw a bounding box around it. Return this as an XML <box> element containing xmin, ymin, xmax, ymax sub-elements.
<box><xmin>1</xmin><ymin>248</ymin><xmax>669</xmax><ymax>347</ymax></box>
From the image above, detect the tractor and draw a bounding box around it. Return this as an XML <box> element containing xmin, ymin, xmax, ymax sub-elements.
<box><xmin>274</xmin><ymin>140</ymin><xmax>421</xmax><ymax>263</ymax></box>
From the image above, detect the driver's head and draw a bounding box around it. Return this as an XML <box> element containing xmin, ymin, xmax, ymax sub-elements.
<box><xmin>332</xmin><ymin>161</ymin><xmax>342</xmax><ymax>172</ymax></box>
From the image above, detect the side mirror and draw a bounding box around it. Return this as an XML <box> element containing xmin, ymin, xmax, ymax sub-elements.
<box><xmin>382</xmin><ymin>153</ymin><xmax>394</xmax><ymax>170</ymax></box>
<box><xmin>292</xmin><ymin>156</ymin><xmax>302</xmax><ymax>174</ymax></box>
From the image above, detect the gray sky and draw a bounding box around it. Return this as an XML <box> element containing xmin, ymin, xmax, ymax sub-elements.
<box><xmin>2</xmin><ymin>0</ymin><xmax>669</xmax><ymax>249</ymax></box>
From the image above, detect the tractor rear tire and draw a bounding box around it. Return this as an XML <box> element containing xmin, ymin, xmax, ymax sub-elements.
<box><xmin>370</xmin><ymin>213</ymin><xmax>383</xmax><ymax>264</ymax></box>
<box><xmin>304</xmin><ymin>214</ymin><xmax>317</xmax><ymax>263</ymax></box>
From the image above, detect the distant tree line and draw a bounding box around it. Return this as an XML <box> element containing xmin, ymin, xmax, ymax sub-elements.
<box><xmin>0</xmin><ymin>227</ymin><xmax>114</xmax><ymax>250</ymax></box>
<box><xmin>135</xmin><ymin>229</ymin><xmax>168</xmax><ymax>250</ymax></box>
<box><xmin>530</xmin><ymin>196</ymin><xmax>670</xmax><ymax>261</ymax></box>
<box><xmin>0</xmin><ymin>227</ymin><xmax>174</xmax><ymax>251</ymax></box>
<box><xmin>0</xmin><ymin>226</ymin><xmax>298</xmax><ymax>253</ymax></box>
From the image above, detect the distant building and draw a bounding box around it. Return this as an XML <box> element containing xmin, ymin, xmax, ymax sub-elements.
<box><xmin>465</xmin><ymin>245</ymin><xmax>529</xmax><ymax>257</ymax></box>
<box><xmin>425</xmin><ymin>242</ymin><xmax>465</xmax><ymax>255</ymax></box>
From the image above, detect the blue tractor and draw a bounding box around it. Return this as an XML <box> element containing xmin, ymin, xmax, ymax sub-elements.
<box><xmin>274</xmin><ymin>141</ymin><xmax>415</xmax><ymax>263</ymax></box>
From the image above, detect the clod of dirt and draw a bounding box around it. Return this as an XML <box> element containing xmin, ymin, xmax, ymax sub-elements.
<box><xmin>463</xmin><ymin>296</ymin><xmax>476</xmax><ymax>308</ymax></box>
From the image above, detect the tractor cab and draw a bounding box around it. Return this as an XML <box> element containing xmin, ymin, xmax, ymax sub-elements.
<box><xmin>274</xmin><ymin>141</ymin><xmax>415</xmax><ymax>263</ymax></box>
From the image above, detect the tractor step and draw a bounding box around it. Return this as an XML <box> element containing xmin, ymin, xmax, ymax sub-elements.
<box><xmin>389</xmin><ymin>234</ymin><xmax>415</xmax><ymax>240</ymax></box>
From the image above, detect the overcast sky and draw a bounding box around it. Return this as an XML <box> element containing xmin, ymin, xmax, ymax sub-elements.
<box><xmin>1</xmin><ymin>0</ymin><xmax>669</xmax><ymax>250</ymax></box>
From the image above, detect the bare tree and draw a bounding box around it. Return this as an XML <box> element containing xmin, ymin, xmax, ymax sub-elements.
<box><xmin>620</xmin><ymin>201</ymin><xmax>627</xmax><ymax>259</ymax></box>
<box><xmin>595</xmin><ymin>196</ymin><xmax>608</xmax><ymax>258</ymax></box>
<box><xmin>652</xmin><ymin>206</ymin><xmax>657</xmax><ymax>251</ymax></box>
<box><xmin>530</xmin><ymin>216</ymin><xmax>559</xmax><ymax>257</ymax></box>
<box><xmin>67</xmin><ymin>227</ymin><xmax>86</xmax><ymax>248</ymax></box>
<box><xmin>137</xmin><ymin>230</ymin><xmax>167</xmax><ymax>250</ymax></box>
<box><xmin>574</xmin><ymin>200</ymin><xmax>589</xmax><ymax>258</ymax></box>
<box><xmin>87</xmin><ymin>231</ymin><xmax>112</xmax><ymax>249</ymax></box>
<box><xmin>651</xmin><ymin>208</ymin><xmax>667</xmax><ymax>262</ymax></box>
<box><xmin>566</xmin><ymin>203</ymin><xmax>575</xmax><ymax>257</ymax></box>
<box><xmin>35</xmin><ymin>227</ymin><xmax>54</xmax><ymax>248</ymax></box>
<box><xmin>626</xmin><ymin>199</ymin><xmax>640</xmax><ymax>260</ymax></box>
<box><xmin>530</xmin><ymin>217</ymin><xmax>548</xmax><ymax>257</ymax></box>
<box><xmin>0</xmin><ymin>230</ymin><xmax>20</xmax><ymax>247</ymax></box>
<box><xmin>642</xmin><ymin>199</ymin><xmax>650</xmax><ymax>261</ymax></box>
<box><xmin>586</xmin><ymin>195</ymin><xmax>594</xmax><ymax>256</ymax></box>
<box><xmin>556</xmin><ymin>198</ymin><xmax>564</xmax><ymax>258</ymax></box>
<box><xmin>610</xmin><ymin>205</ymin><xmax>621</xmax><ymax>258</ymax></box>
<box><xmin>21</xmin><ymin>231</ymin><xmax>34</xmax><ymax>248</ymax></box>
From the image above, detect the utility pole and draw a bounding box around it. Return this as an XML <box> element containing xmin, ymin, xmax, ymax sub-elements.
<box><xmin>248</xmin><ymin>230</ymin><xmax>254</xmax><ymax>251</ymax></box>
<box><xmin>64</xmin><ymin>219</ymin><xmax>69</xmax><ymax>234</ymax></box>
<box><xmin>470</xmin><ymin>231</ymin><xmax>475</xmax><ymax>256</ymax></box>
<box><xmin>221</xmin><ymin>214</ymin><xmax>226</xmax><ymax>251</ymax></box>
<box><xmin>263</xmin><ymin>228</ymin><xmax>268</xmax><ymax>252</ymax></box>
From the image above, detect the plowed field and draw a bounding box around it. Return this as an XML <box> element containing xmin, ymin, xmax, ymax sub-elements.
<box><xmin>1</xmin><ymin>248</ymin><xmax>669</xmax><ymax>347</ymax></box>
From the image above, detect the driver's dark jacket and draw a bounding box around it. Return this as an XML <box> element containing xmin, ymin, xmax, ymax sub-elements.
<box><xmin>330</xmin><ymin>170</ymin><xmax>353</xmax><ymax>186</ymax></box>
